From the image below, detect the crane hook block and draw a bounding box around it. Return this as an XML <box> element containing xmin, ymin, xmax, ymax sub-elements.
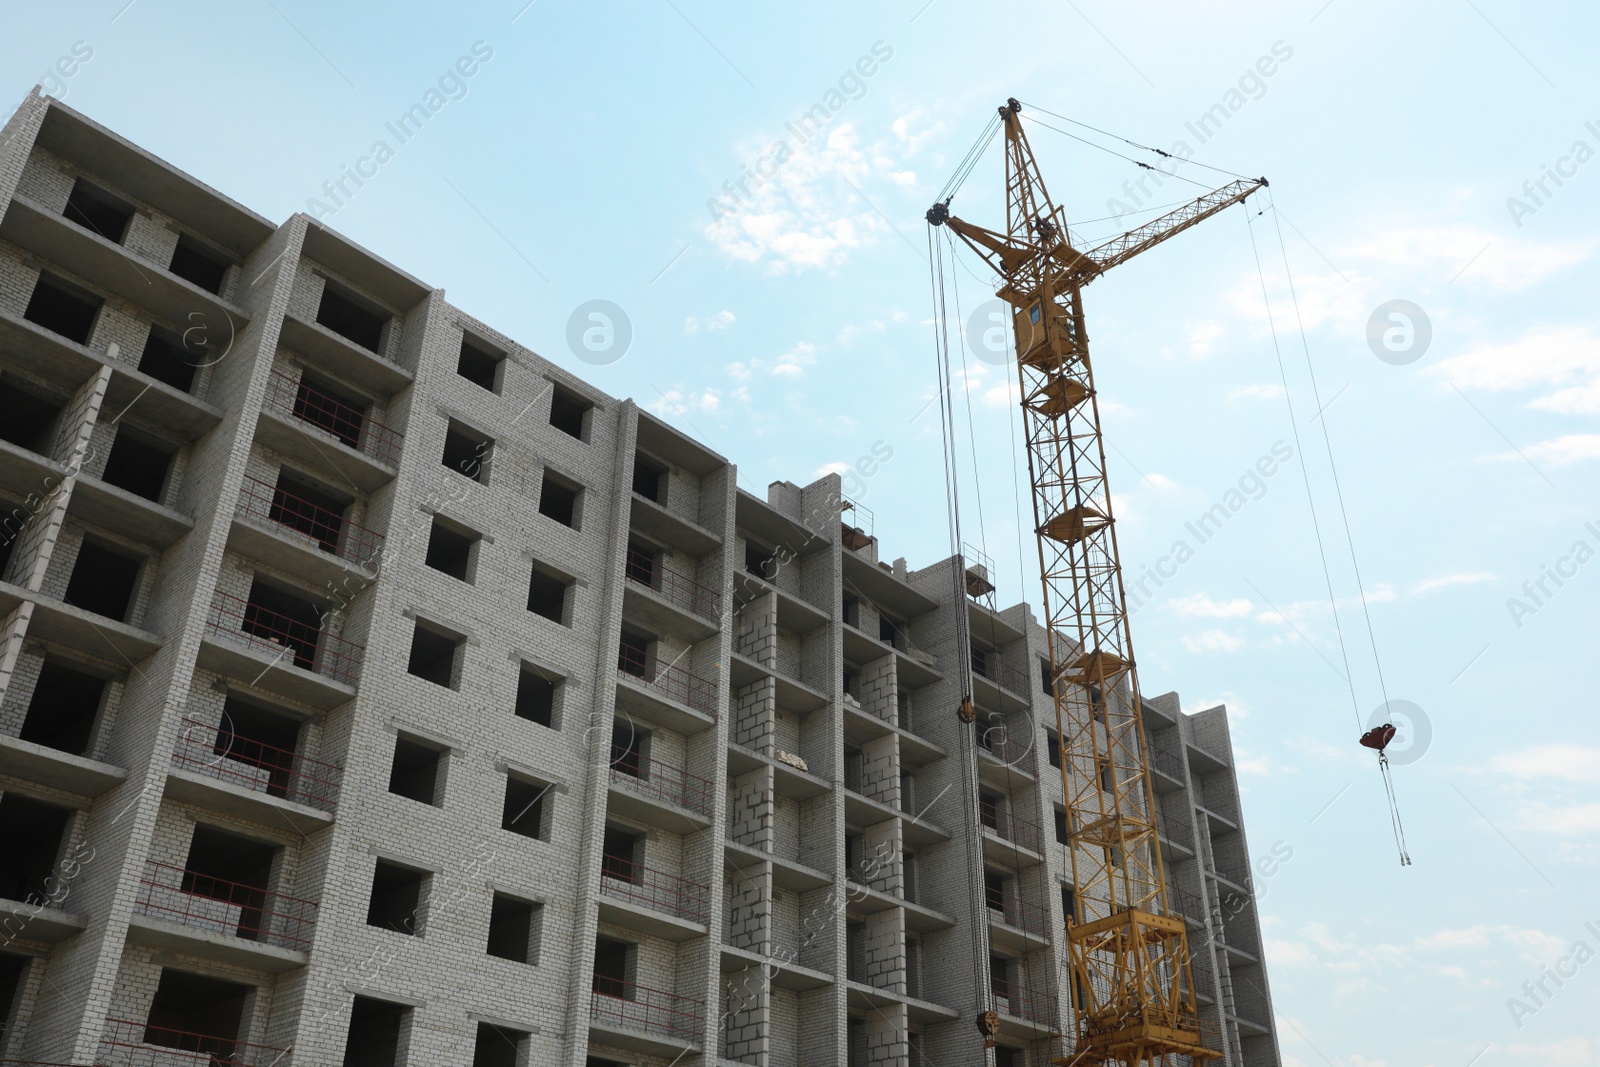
<box><xmin>1004</xmin><ymin>97</ymin><xmax>1021</xmax><ymax>115</ymax></box>
<box><xmin>957</xmin><ymin>696</ymin><xmax>977</xmax><ymax>724</ymax></box>
<box><xmin>926</xmin><ymin>199</ymin><xmax>951</xmax><ymax>227</ymax></box>
<box><xmin>1359</xmin><ymin>723</ymin><xmax>1396</xmax><ymax>753</ymax></box>
<box><xmin>975</xmin><ymin>1010</ymin><xmax>1001</xmax><ymax>1048</ymax></box>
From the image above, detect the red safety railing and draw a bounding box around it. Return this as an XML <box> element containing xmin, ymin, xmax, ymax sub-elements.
<box><xmin>97</xmin><ymin>1018</ymin><xmax>289</xmax><ymax>1067</ymax></box>
<box><xmin>265</xmin><ymin>370</ymin><xmax>402</xmax><ymax>467</ymax></box>
<box><xmin>625</xmin><ymin>545</ymin><xmax>721</xmax><ymax>621</ymax></box>
<box><xmin>205</xmin><ymin>590</ymin><xmax>363</xmax><ymax>687</ymax></box>
<box><xmin>979</xmin><ymin>797</ymin><xmax>1042</xmax><ymax>854</ymax></box>
<box><xmin>977</xmin><ymin>722</ymin><xmax>1037</xmax><ymax>775</ymax></box>
<box><xmin>171</xmin><ymin>716</ymin><xmax>341</xmax><ymax>812</ymax></box>
<box><xmin>616</xmin><ymin>646</ymin><xmax>718</xmax><ymax>716</ymax></box>
<box><xmin>971</xmin><ymin>646</ymin><xmax>1030</xmax><ymax>695</ymax></box>
<box><xmin>609</xmin><ymin>753</ymin><xmax>713</xmax><ymax>816</ymax></box>
<box><xmin>590</xmin><ymin>975</ymin><xmax>702</xmax><ymax>1042</ymax></box>
<box><xmin>235</xmin><ymin>474</ymin><xmax>383</xmax><ymax>566</ymax></box>
<box><xmin>599</xmin><ymin>854</ymin><xmax>709</xmax><ymax>924</ymax></box>
<box><xmin>987</xmin><ymin>893</ymin><xmax>1052</xmax><ymax>939</ymax></box>
<box><xmin>134</xmin><ymin>860</ymin><xmax>318</xmax><ymax>952</ymax></box>
<box><xmin>993</xmin><ymin>982</ymin><xmax>1057</xmax><ymax>1026</ymax></box>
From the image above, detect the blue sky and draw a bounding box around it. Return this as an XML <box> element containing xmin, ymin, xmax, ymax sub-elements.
<box><xmin>7</xmin><ymin>1</ymin><xmax>1599</xmax><ymax>1063</ymax></box>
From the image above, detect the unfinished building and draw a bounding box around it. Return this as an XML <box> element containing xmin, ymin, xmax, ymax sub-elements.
<box><xmin>0</xmin><ymin>89</ymin><xmax>1280</xmax><ymax>1067</ymax></box>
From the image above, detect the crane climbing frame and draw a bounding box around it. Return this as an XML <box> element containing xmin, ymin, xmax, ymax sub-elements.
<box><xmin>929</xmin><ymin>99</ymin><xmax>1266</xmax><ymax>1066</ymax></box>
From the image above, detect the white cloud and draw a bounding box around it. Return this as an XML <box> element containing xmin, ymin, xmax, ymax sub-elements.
<box><xmin>705</xmin><ymin>123</ymin><xmax>898</xmax><ymax>273</ymax></box>
<box><xmin>772</xmin><ymin>342</ymin><xmax>817</xmax><ymax>377</ymax></box>
<box><xmin>1505</xmin><ymin>1038</ymin><xmax>1597</xmax><ymax>1067</ymax></box>
<box><xmin>1182</xmin><ymin>629</ymin><xmax>1247</xmax><ymax>653</ymax></box>
<box><xmin>1432</xmin><ymin>326</ymin><xmax>1600</xmax><ymax>412</ymax></box>
<box><xmin>1511</xmin><ymin>433</ymin><xmax>1600</xmax><ymax>467</ymax></box>
<box><xmin>1229</xmin><ymin>383</ymin><xmax>1286</xmax><ymax>401</ymax></box>
<box><xmin>650</xmin><ymin>387</ymin><xmax>722</xmax><ymax>416</ymax></box>
<box><xmin>1166</xmin><ymin>592</ymin><xmax>1253</xmax><ymax>618</ymax></box>
<box><xmin>1492</xmin><ymin>745</ymin><xmax>1600</xmax><ymax>781</ymax></box>
<box><xmin>1516</xmin><ymin>800</ymin><xmax>1600</xmax><ymax>836</ymax></box>
<box><xmin>1339</xmin><ymin>224</ymin><xmax>1595</xmax><ymax>291</ymax></box>
<box><xmin>1410</xmin><ymin>571</ymin><xmax>1496</xmax><ymax>594</ymax></box>
<box><xmin>684</xmin><ymin>310</ymin><xmax>736</xmax><ymax>334</ymax></box>
<box><xmin>836</xmin><ymin>319</ymin><xmax>885</xmax><ymax>347</ymax></box>
<box><xmin>1187</xmin><ymin>320</ymin><xmax>1226</xmax><ymax>358</ymax></box>
<box><xmin>815</xmin><ymin>461</ymin><xmax>851</xmax><ymax>478</ymax></box>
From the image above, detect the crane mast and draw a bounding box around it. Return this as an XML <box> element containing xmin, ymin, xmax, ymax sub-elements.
<box><xmin>930</xmin><ymin>100</ymin><xmax>1265</xmax><ymax>1066</ymax></box>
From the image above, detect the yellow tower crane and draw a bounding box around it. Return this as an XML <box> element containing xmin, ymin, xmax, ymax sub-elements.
<box><xmin>928</xmin><ymin>99</ymin><xmax>1266</xmax><ymax>1066</ymax></box>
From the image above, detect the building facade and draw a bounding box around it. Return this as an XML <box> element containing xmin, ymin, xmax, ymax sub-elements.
<box><xmin>0</xmin><ymin>89</ymin><xmax>1280</xmax><ymax>1067</ymax></box>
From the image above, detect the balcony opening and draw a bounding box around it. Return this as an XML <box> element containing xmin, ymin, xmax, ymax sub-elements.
<box><xmin>455</xmin><ymin>336</ymin><xmax>504</xmax><ymax>392</ymax></box>
<box><xmin>242</xmin><ymin>578</ymin><xmax>324</xmax><ymax>670</ymax></box>
<box><xmin>0</xmin><ymin>794</ymin><xmax>72</xmax><ymax>903</ymax></box>
<box><xmin>24</xmin><ymin>273</ymin><xmax>102</xmax><ymax>344</ymax></box>
<box><xmin>625</xmin><ymin>541</ymin><xmax>656</xmax><ymax>587</ymax></box>
<box><xmin>899</xmin><ymin>768</ymin><xmax>914</xmax><ymax>813</ymax></box>
<box><xmin>906</xmin><ymin>934</ymin><xmax>923</xmax><ymax>999</ymax></box>
<box><xmin>178</xmin><ymin>825</ymin><xmax>276</xmax><ymax>942</ymax></box>
<box><xmin>424</xmin><ymin>516</ymin><xmax>479</xmax><ymax>582</ymax></box>
<box><xmin>592</xmin><ymin>936</ymin><xmax>635</xmax><ymax>995</ymax></box>
<box><xmin>601</xmin><ymin>827</ymin><xmax>641</xmax><ymax>884</ymax></box>
<box><xmin>903</xmin><ymin>849</ymin><xmax>918</xmax><ymax>903</ymax></box>
<box><xmin>994</xmin><ymin>1046</ymin><xmax>1022</xmax><ymax>1067</ymax></box>
<box><xmin>549</xmin><ymin>384</ymin><xmax>591</xmax><ymax>440</ymax></box>
<box><xmin>316</xmin><ymin>283</ymin><xmax>387</xmax><ymax>354</ymax></box>
<box><xmin>979</xmin><ymin>791</ymin><xmax>1002</xmax><ymax>833</ymax></box>
<box><xmin>294</xmin><ymin>374</ymin><xmax>369</xmax><ymax>450</ymax></box>
<box><xmin>1061</xmin><ymin>884</ymin><xmax>1077</xmax><ymax>924</ymax></box>
<box><xmin>19</xmin><ymin>659</ymin><xmax>107</xmax><ymax>755</ymax></box>
<box><xmin>442</xmin><ymin>419</ymin><xmax>492</xmax><ymax>483</ymax></box>
<box><xmin>743</xmin><ymin>539</ymin><xmax>774</xmax><ymax>580</ymax></box>
<box><xmin>970</xmin><ymin>643</ymin><xmax>990</xmax><ymax>679</ymax></box>
<box><xmin>0</xmin><ymin>376</ymin><xmax>64</xmax><ymax>452</ymax></box>
<box><xmin>1039</xmin><ymin>658</ymin><xmax>1056</xmax><ymax>697</ymax></box>
<box><xmin>989</xmin><ymin>955</ymin><xmax>1010</xmax><ymax>1003</ymax></box>
<box><xmin>1098</xmin><ymin>759</ymin><xmax>1113</xmax><ymax>793</ymax></box>
<box><xmin>100</xmin><ymin>429</ymin><xmax>174</xmax><ymax>502</ymax></box>
<box><xmin>0</xmin><ymin>953</ymin><xmax>25</xmax><ymax>1036</ymax></box>
<box><xmin>844</xmin><ymin>832</ymin><xmax>865</xmax><ymax>885</ymax></box>
<box><xmin>616</xmin><ymin>629</ymin><xmax>650</xmax><ymax>678</ymax></box>
<box><xmin>388</xmin><ymin>734</ymin><xmax>445</xmax><ymax>806</ymax></box>
<box><xmin>878</xmin><ymin>612</ymin><xmax>902</xmax><ymax>649</ymax></box>
<box><xmin>343</xmin><ymin>995</ymin><xmax>409</xmax><ymax>1067</ymax></box>
<box><xmin>137</xmin><ymin>325</ymin><xmax>204</xmax><ymax>393</ymax></box>
<box><xmin>62</xmin><ymin>179</ymin><xmax>134</xmax><ymax>244</ymax></box>
<box><xmin>142</xmin><ymin>969</ymin><xmax>247</xmax><ymax>1060</ymax></box>
<box><xmin>631</xmin><ymin>452</ymin><xmax>665</xmax><ymax>502</ymax></box>
<box><xmin>502</xmin><ymin>775</ymin><xmax>549</xmax><ymax>841</ymax></box>
<box><xmin>168</xmin><ymin>235</ymin><xmax>229</xmax><ymax>293</ymax></box>
<box><xmin>407</xmin><ymin>620</ymin><xmax>463</xmax><ymax>689</ymax></box>
<box><xmin>270</xmin><ymin>470</ymin><xmax>350</xmax><ymax>554</ymax></box>
<box><xmin>526</xmin><ymin>563</ymin><xmax>571</xmax><ymax>624</ymax></box>
<box><xmin>214</xmin><ymin>696</ymin><xmax>302</xmax><ymax>798</ymax></box>
<box><xmin>473</xmin><ymin>1021</ymin><xmax>529</xmax><ymax>1067</ymax></box>
<box><xmin>64</xmin><ymin>539</ymin><xmax>141</xmax><ymax>621</ymax></box>
<box><xmin>984</xmin><ymin>871</ymin><xmax>1006</xmax><ymax>914</ymax></box>
<box><xmin>486</xmin><ymin>892</ymin><xmax>541</xmax><ymax>965</ymax></box>
<box><xmin>897</xmin><ymin>692</ymin><xmax>912</xmax><ymax>731</ymax></box>
<box><xmin>843</xmin><ymin>745</ymin><xmax>863</xmax><ymax>794</ymax></box>
<box><xmin>1047</xmin><ymin>732</ymin><xmax>1062</xmax><ymax>769</ymax></box>
<box><xmin>366</xmin><ymin>860</ymin><xmax>426</xmax><ymax>935</ymax></box>
<box><xmin>609</xmin><ymin>720</ymin><xmax>648</xmax><ymax>778</ymax></box>
<box><xmin>842</xmin><ymin>595</ymin><xmax>860</xmax><ymax>629</ymax></box>
<box><xmin>846</xmin><ymin>921</ymin><xmax>866</xmax><ymax>982</ymax></box>
<box><xmin>537</xmin><ymin>470</ymin><xmax>580</xmax><ymax>527</ymax></box>
<box><xmin>514</xmin><ymin>665</ymin><xmax>557</xmax><ymax>728</ymax></box>
<box><xmin>847</xmin><ymin>1018</ymin><xmax>866</xmax><ymax>1067</ymax></box>
<box><xmin>1055</xmin><ymin>808</ymin><xmax>1069</xmax><ymax>845</ymax></box>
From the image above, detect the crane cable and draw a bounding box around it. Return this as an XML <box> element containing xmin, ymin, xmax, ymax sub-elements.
<box><xmin>1019</xmin><ymin>100</ymin><xmax>1255</xmax><ymax>183</ymax></box>
<box><xmin>928</xmin><ymin>223</ymin><xmax>993</xmax><ymax>1010</ymax></box>
<box><xmin>1243</xmin><ymin>199</ymin><xmax>1411</xmax><ymax>867</ymax></box>
<box><xmin>945</xmin><ymin>227</ymin><xmax>1066</xmax><ymax>1025</ymax></box>
<box><xmin>1265</xmin><ymin>187</ymin><xmax>1410</xmax><ymax>866</ymax></box>
<box><xmin>937</xmin><ymin>112</ymin><xmax>1003</xmax><ymax>208</ymax></box>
